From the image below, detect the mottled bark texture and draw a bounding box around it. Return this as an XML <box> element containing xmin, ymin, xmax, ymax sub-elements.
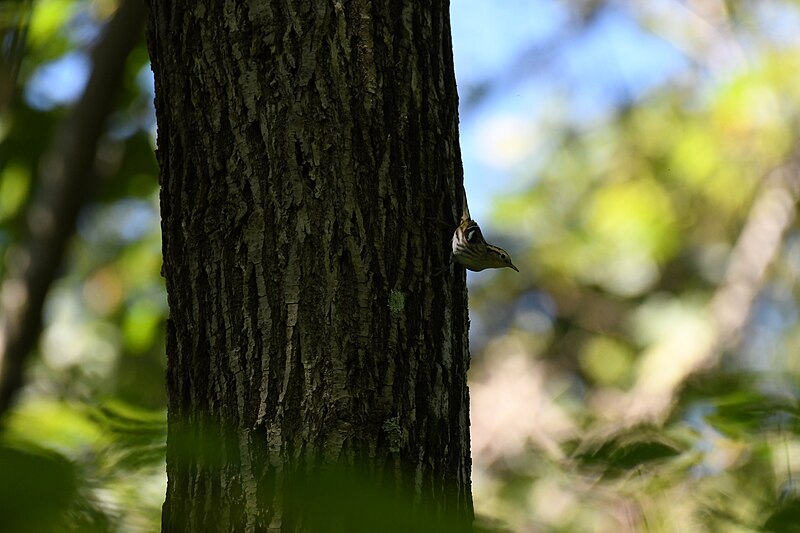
<box><xmin>147</xmin><ymin>1</ymin><xmax>472</xmax><ymax>531</ymax></box>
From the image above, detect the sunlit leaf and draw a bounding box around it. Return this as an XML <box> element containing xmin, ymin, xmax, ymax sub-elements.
<box><xmin>0</xmin><ymin>160</ymin><xmax>30</xmax><ymax>220</ymax></box>
<box><xmin>27</xmin><ymin>0</ymin><xmax>75</xmax><ymax>55</ymax></box>
<box><xmin>5</xmin><ymin>400</ymin><xmax>103</xmax><ymax>455</ymax></box>
<box><xmin>89</xmin><ymin>399</ymin><xmax>166</xmax><ymax>471</ymax></box>
<box><xmin>122</xmin><ymin>297</ymin><xmax>162</xmax><ymax>352</ymax></box>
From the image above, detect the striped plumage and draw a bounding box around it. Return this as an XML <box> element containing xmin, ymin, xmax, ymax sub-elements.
<box><xmin>452</xmin><ymin>219</ymin><xmax>518</xmax><ymax>272</ymax></box>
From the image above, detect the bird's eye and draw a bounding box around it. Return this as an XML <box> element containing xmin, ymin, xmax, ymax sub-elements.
<box><xmin>500</xmin><ymin>254</ymin><xmax>507</xmax><ymax>260</ymax></box>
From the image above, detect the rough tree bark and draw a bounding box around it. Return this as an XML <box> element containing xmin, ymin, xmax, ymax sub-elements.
<box><xmin>147</xmin><ymin>1</ymin><xmax>472</xmax><ymax>531</ymax></box>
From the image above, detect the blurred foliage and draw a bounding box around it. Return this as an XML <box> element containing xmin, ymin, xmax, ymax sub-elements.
<box><xmin>3</xmin><ymin>0</ymin><xmax>800</xmax><ymax>531</ymax></box>
<box><xmin>468</xmin><ymin>1</ymin><xmax>800</xmax><ymax>532</ymax></box>
<box><xmin>0</xmin><ymin>0</ymin><xmax>164</xmax><ymax>530</ymax></box>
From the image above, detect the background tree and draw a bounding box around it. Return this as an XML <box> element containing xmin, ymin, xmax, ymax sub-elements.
<box><xmin>146</xmin><ymin>0</ymin><xmax>473</xmax><ymax>530</ymax></box>
<box><xmin>0</xmin><ymin>0</ymin><xmax>144</xmax><ymax>418</ymax></box>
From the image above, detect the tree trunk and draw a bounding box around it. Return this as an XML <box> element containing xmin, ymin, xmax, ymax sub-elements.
<box><xmin>146</xmin><ymin>1</ymin><xmax>472</xmax><ymax>531</ymax></box>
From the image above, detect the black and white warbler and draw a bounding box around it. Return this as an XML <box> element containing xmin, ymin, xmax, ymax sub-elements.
<box><xmin>451</xmin><ymin>217</ymin><xmax>518</xmax><ymax>272</ymax></box>
<box><xmin>442</xmin><ymin>188</ymin><xmax>518</xmax><ymax>272</ymax></box>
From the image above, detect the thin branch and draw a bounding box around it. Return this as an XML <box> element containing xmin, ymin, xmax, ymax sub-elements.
<box><xmin>710</xmin><ymin>156</ymin><xmax>800</xmax><ymax>352</ymax></box>
<box><xmin>624</xmin><ymin>149</ymin><xmax>800</xmax><ymax>423</ymax></box>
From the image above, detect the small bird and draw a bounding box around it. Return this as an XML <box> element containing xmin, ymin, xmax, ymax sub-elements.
<box><xmin>452</xmin><ymin>217</ymin><xmax>519</xmax><ymax>272</ymax></box>
<box><xmin>443</xmin><ymin>185</ymin><xmax>518</xmax><ymax>272</ymax></box>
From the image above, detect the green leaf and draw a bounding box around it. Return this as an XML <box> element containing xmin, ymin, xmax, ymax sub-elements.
<box><xmin>0</xmin><ymin>444</ymin><xmax>77</xmax><ymax>533</ymax></box>
<box><xmin>763</xmin><ymin>498</ymin><xmax>800</xmax><ymax>533</ymax></box>
<box><xmin>572</xmin><ymin>428</ymin><xmax>684</xmax><ymax>477</ymax></box>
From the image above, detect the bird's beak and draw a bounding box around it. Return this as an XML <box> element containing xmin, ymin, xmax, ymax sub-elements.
<box><xmin>509</xmin><ymin>263</ymin><xmax>519</xmax><ymax>272</ymax></box>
